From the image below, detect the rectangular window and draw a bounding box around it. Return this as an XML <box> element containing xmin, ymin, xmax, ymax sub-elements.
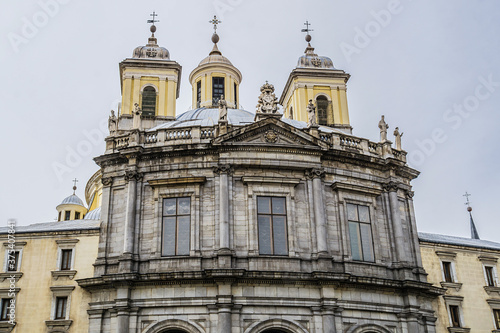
<box><xmin>442</xmin><ymin>261</ymin><xmax>453</xmax><ymax>282</ymax></box>
<box><xmin>449</xmin><ymin>305</ymin><xmax>461</xmax><ymax>327</ymax></box>
<box><xmin>58</xmin><ymin>211</ymin><xmax>61</xmax><ymax>221</ymax></box>
<box><xmin>60</xmin><ymin>249</ymin><xmax>72</xmax><ymax>270</ymax></box>
<box><xmin>197</xmin><ymin>81</ymin><xmax>201</xmax><ymax>108</ymax></box>
<box><xmin>0</xmin><ymin>299</ymin><xmax>11</xmax><ymax>321</ymax></box>
<box><xmin>74</xmin><ymin>212</ymin><xmax>80</xmax><ymax>220</ymax></box>
<box><xmin>234</xmin><ymin>83</ymin><xmax>237</xmax><ymax>108</ymax></box>
<box><xmin>494</xmin><ymin>309</ymin><xmax>500</xmax><ymax>329</ymax></box>
<box><xmin>347</xmin><ymin>204</ymin><xmax>374</xmax><ymax>262</ymax></box>
<box><xmin>55</xmin><ymin>297</ymin><xmax>67</xmax><ymax>319</ymax></box>
<box><xmin>212</xmin><ymin>77</ymin><xmax>224</xmax><ymax>105</ymax></box>
<box><xmin>162</xmin><ymin>197</ymin><xmax>191</xmax><ymax>256</ymax></box>
<box><xmin>6</xmin><ymin>251</ymin><xmax>19</xmax><ymax>272</ymax></box>
<box><xmin>64</xmin><ymin>211</ymin><xmax>71</xmax><ymax>221</ymax></box>
<box><xmin>257</xmin><ymin>196</ymin><xmax>288</xmax><ymax>255</ymax></box>
<box><xmin>485</xmin><ymin>266</ymin><xmax>496</xmax><ymax>286</ymax></box>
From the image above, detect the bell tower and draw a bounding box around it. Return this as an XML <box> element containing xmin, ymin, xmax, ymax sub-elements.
<box><xmin>280</xmin><ymin>22</ymin><xmax>351</xmax><ymax>133</ymax></box>
<box><xmin>119</xmin><ymin>12</ymin><xmax>182</xmax><ymax>121</ymax></box>
<box><xmin>189</xmin><ymin>16</ymin><xmax>242</xmax><ymax>109</ymax></box>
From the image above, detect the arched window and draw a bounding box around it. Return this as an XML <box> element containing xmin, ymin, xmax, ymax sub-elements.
<box><xmin>316</xmin><ymin>95</ymin><xmax>329</xmax><ymax>125</ymax></box>
<box><xmin>142</xmin><ymin>86</ymin><xmax>157</xmax><ymax>116</ymax></box>
<box><xmin>289</xmin><ymin>107</ymin><xmax>293</xmax><ymax>120</ymax></box>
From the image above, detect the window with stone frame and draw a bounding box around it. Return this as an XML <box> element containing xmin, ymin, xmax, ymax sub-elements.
<box><xmin>141</xmin><ymin>86</ymin><xmax>157</xmax><ymax>116</ymax></box>
<box><xmin>347</xmin><ymin>203</ymin><xmax>374</xmax><ymax>262</ymax></box>
<box><xmin>60</xmin><ymin>249</ymin><xmax>72</xmax><ymax>271</ymax></box>
<box><xmin>212</xmin><ymin>77</ymin><xmax>224</xmax><ymax>105</ymax></box>
<box><xmin>485</xmin><ymin>266</ymin><xmax>496</xmax><ymax>287</ymax></box>
<box><xmin>442</xmin><ymin>261</ymin><xmax>454</xmax><ymax>283</ymax></box>
<box><xmin>494</xmin><ymin>309</ymin><xmax>500</xmax><ymax>330</ymax></box>
<box><xmin>55</xmin><ymin>296</ymin><xmax>67</xmax><ymax>320</ymax></box>
<box><xmin>449</xmin><ymin>305</ymin><xmax>462</xmax><ymax>327</ymax></box>
<box><xmin>6</xmin><ymin>251</ymin><xmax>19</xmax><ymax>272</ymax></box>
<box><xmin>0</xmin><ymin>299</ymin><xmax>12</xmax><ymax>321</ymax></box>
<box><xmin>257</xmin><ymin>196</ymin><xmax>288</xmax><ymax>255</ymax></box>
<box><xmin>162</xmin><ymin>197</ymin><xmax>191</xmax><ymax>256</ymax></box>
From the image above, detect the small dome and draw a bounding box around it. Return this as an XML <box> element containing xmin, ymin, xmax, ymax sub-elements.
<box><xmin>297</xmin><ymin>45</ymin><xmax>334</xmax><ymax>69</ymax></box>
<box><xmin>133</xmin><ymin>37</ymin><xmax>170</xmax><ymax>60</ymax></box>
<box><xmin>60</xmin><ymin>194</ymin><xmax>85</xmax><ymax>207</ymax></box>
<box><xmin>198</xmin><ymin>44</ymin><xmax>233</xmax><ymax>66</ymax></box>
<box><xmin>84</xmin><ymin>207</ymin><xmax>101</xmax><ymax>220</ymax></box>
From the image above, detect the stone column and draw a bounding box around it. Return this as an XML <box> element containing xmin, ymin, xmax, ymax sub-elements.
<box><xmin>306</xmin><ymin>168</ymin><xmax>328</xmax><ymax>256</ymax></box>
<box><xmin>384</xmin><ymin>182</ymin><xmax>407</xmax><ymax>264</ymax></box>
<box><xmin>217</xmin><ymin>306</ymin><xmax>232</xmax><ymax>333</ymax></box>
<box><xmin>116</xmin><ymin>310</ymin><xmax>130</xmax><ymax>333</ymax></box>
<box><xmin>120</xmin><ymin>170</ymin><xmax>142</xmax><ymax>273</ymax></box>
<box><xmin>87</xmin><ymin>309</ymin><xmax>104</xmax><ymax>333</ymax></box>
<box><xmin>322</xmin><ymin>309</ymin><xmax>336</xmax><ymax>333</ymax></box>
<box><xmin>214</xmin><ymin>164</ymin><xmax>233</xmax><ymax>252</ymax></box>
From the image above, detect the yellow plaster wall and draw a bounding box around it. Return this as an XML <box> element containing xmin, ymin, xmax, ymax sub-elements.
<box><xmin>420</xmin><ymin>244</ymin><xmax>500</xmax><ymax>333</ymax></box>
<box><xmin>56</xmin><ymin>204</ymin><xmax>88</xmax><ymax>221</ymax></box>
<box><xmin>0</xmin><ymin>232</ymin><xmax>99</xmax><ymax>332</ymax></box>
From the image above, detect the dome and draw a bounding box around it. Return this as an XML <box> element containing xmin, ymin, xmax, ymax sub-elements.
<box><xmin>60</xmin><ymin>194</ymin><xmax>85</xmax><ymax>207</ymax></box>
<box><xmin>133</xmin><ymin>36</ymin><xmax>170</xmax><ymax>60</ymax></box>
<box><xmin>84</xmin><ymin>207</ymin><xmax>101</xmax><ymax>220</ymax></box>
<box><xmin>198</xmin><ymin>44</ymin><xmax>233</xmax><ymax>66</ymax></box>
<box><xmin>297</xmin><ymin>45</ymin><xmax>334</xmax><ymax>69</ymax></box>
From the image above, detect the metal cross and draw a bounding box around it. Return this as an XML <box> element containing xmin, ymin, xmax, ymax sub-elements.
<box><xmin>301</xmin><ymin>20</ymin><xmax>314</xmax><ymax>34</ymax></box>
<box><xmin>209</xmin><ymin>15</ymin><xmax>221</xmax><ymax>33</ymax></box>
<box><xmin>72</xmin><ymin>178</ymin><xmax>78</xmax><ymax>188</ymax></box>
<box><xmin>148</xmin><ymin>11</ymin><xmax>159</xmax><ymax>24</ymax></box>
<box><xmin>463</xmin><ymin>191</ymin><xmax>472</xmax><ymax>206</ymax></box>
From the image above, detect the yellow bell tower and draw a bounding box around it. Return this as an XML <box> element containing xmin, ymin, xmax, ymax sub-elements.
<box><xmin>280</xmin><ymin>22</ymin><xmax>351</xmax><ymax>133</ymax></box>
<box><xmin>189</xmin><ymin>16</ymin><xmax>242</xmax><ymax>109</ymax></box>
<box><xmin>119</xmin><ymin>13</ymin><xmax>182</xmax><ymax>120</ymax></box>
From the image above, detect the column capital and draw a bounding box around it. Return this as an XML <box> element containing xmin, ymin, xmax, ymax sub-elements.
<box><xmin>101</xmin><ymin>177</ymin><xmax>113</xmax><ymax>186</ymax></box>
<box><xmin>305</xmin><ymin>168</ymin><xmax>326</xmax><ymax>180</ymax></box>
<box><xmin>382</xmin><ymin>181</ymin><xmax>399</xmax><ymax>192</ymax></box>
<box><xmin>125</xmin><ymin>170</ymin><xmax>143</xmax><ymax>182</ymax></box>
<box><xmin>406</xmin><ymin>190</ymin><xmax>415</xmax><ymax>199</ymax></box>
<box><xmin>213</xmin><ymin>164</ymin><xmax>233</xmax><ymax>175</ymax></box>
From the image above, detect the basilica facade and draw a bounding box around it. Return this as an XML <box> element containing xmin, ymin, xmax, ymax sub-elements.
<box><xmin>70</xmin><ymin>18</ymin><xmax>445</xmax><ymax>333</ymax></box>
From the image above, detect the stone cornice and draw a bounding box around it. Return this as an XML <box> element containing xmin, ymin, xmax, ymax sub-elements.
<box><xmin>148</xmin><ymin>177</ymin><xmax>207</xmax><ymax>187</ymax></box>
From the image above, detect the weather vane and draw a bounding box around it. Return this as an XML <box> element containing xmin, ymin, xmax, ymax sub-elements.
<box><xmin>209</xmin><ymin>15</ymin><xmax>221</xmax><ymax>33</ymax></box>
<box><xmin>148</xmin><ymin>11</ymin><xmax>159</xmax><ymax>25</ymax></box>
<box><xmin>301</xmin><ymin>20</ymin><xmax>314</xmax><ymax>35</ymax></box>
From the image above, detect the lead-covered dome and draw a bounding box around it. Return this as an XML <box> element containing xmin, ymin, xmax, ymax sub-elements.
<box><xmin>297</xmin><ymin>44</ymin><xmax>334</xmax><ymax>69</ymax></box>
<box><xmin>60</xmin><ymin>194</ymin><xmax>85</xmax><ymax>207</ymax></box>
<box><xmin>132</xmin><ymin>25</ymin><xmax>170</xmax><ymax>60</ymax></box>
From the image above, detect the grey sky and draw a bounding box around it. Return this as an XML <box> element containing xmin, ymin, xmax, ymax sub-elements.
<box><xmin>1</xmin><ymin>0</ymin><xmax>499</xmax><ymax>242</ymax></box>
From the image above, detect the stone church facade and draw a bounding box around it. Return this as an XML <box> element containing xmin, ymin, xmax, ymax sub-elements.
<box><xmin>76</xmin><ymin>19</ymin><xmax>443</xmax><ymax>333</ymax></box>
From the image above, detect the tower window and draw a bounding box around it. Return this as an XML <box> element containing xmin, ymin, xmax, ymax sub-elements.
<box><xmin>141</xmin><ymin>86</ymin><xmax>157</xmax><ymax>116</ymax></box>
<box><xmin>257</xmin><ymin>196</ymin><xmax>288</xmax><ymax>256</ymax></box>
<box><xmin>316</xmin><ymin>95</ymin><xmax>329</xmax><ymax>125</ymax></box>
<box><xmin>74</xmin><ymin>212</ymin><xmax>80</xmax><ymax>220</ymax></box>
<box><xmin>212</xmin><ymin>77</ymin><xmax>224</xmax><ymax>105</ymax></box>
<box><xmin>196</xmin><ymin>81</ymin><xmax>201</xmax><ymax>108</ymax></box>
<box><xmin>64</xmin><ymin>211</ymin><xmax>71</xmax><ymax>221</ymax></box>
<box><xmin>234</xmin><ymin>83</ymin><xmax>237</xmax><ymax>108</ymax></box>
<box><xmin>289</xmin><ymin>107</ymin><xmax>293</xmax><ymax>120</ymax></box>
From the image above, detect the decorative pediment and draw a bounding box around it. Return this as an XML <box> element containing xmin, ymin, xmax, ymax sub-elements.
<box><xmin>213</xmin><ymin>117</ymin><xmax>329</xmax><ymax>149</ymax></box>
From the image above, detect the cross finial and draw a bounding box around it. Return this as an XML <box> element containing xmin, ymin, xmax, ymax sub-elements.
<box><xmin>463</xmin><ymin>191</ymin><xmax>472</xmax><ymax>207</ymax></box>
<box><xmin>72</xmin><ymin>178</ymin><xmax>78</xmax><ymax>195</ymax></box>
<box><xmin>209</xmin><ymin>15</ymin><xmax>222</xmax><ymax>33</ymax></box>
<box><xmin>148</xmin><ymin>11</ymin><xmax>159</xmax><ymax>25</ymax></box>
<box><xmin>301</xmin><ymin>20</ymin><xmax>314</xmax><ymax>35</ymax></box>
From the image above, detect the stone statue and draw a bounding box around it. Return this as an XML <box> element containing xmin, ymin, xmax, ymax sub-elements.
<box><xmin>108</xmin><ymin>110</ymin><xmax>117</xmax><ymax>134</ymax></box>
<box><xmin>307</xmin><ymin>99</ymin><xmax>317</xmax><ymax>127</ymax></box>
<box><xmin>393</xmin><ymin>127</ymin><xmax>404</xmax><ymax>150</ymax></box>
<box><xmin>133</xmin><ymin>103</ymin><xmax>142</xmax><ymax>129</ymax></box>
<box><xmin>256</xmin><ymin>82</ymin><xmax>278</xmax><ymax>114</ymax></box>
<box><xmin>218</xmin><ymin>95</ymin><xmax>228</xmax><ymax>123</ymax></box>
<box><xmin>378</xmin><ymin>115</ymin><xmax>389</xmax><ymax>142</ymax></box>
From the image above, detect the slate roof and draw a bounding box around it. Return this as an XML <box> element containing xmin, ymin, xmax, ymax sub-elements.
<box><xmin>419</xmin><ymin>232</ymin><xmax>500</xmax><ymax>251</ymax></box>
<box><xmin>0</xmin><ymin>220</ymin><xmax>100</xmax><ymax>235</ymax></box>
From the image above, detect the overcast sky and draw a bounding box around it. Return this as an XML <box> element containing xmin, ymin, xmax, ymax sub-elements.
<box><xmin>1</xmin><ymin>0</ymin><xmax>499</xmax><ymax>242</ymax></box>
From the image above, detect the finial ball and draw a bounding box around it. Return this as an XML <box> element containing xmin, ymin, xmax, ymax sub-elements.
<box><xmin>212</xmin><ymin>33</ymin><xmax>219</xmax><ymax>44</ymax></box>
<box><xmin>467</xmin><ymin>206</ymin><xmax>472</xmax><ymax>212</ymax></box>
<box><xmin>150</xmin><ymin>25</ymin><xmax>157</xmax><ymax>33</ymax></box>
<box><xmin>305</xmin><ymin>34</ymin><xmax>312</xmax><ymax>43</ymax></box>
<box><xmin>73</xmin><ymin>186</ymin><xmax>77</xmax><ymax>191</ymax></box>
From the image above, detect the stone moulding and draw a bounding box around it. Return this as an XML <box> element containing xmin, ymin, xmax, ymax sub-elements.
<box><xmin>148</xmin><ymin>177</ymin><xmax>207</xmax><ymax>187</ymax></box>
<box><xmin>331</xmin><ymin>182</ymin><xmax>383</xmax><ymax>197</ymax></box>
